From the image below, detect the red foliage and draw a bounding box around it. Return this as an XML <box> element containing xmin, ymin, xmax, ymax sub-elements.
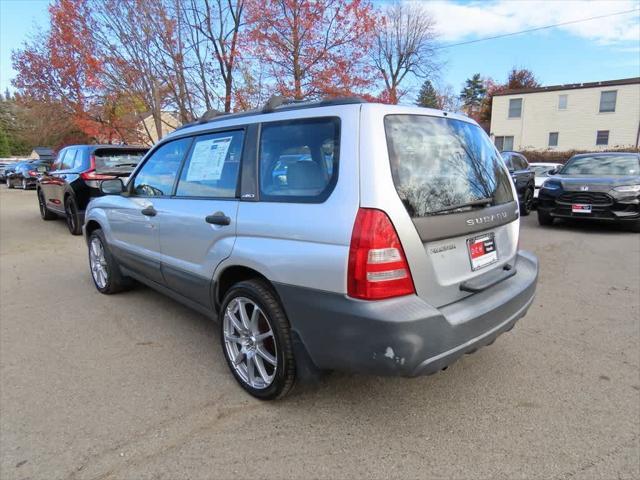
<box><xmin>246</xmin><ymin>0</ymin><xmax>378</xmax><ymax>100</ymax></box>
<box><xmin>12</xmin><ymin>0</ymin><xmax>138</xmax><ymax>144</ymax></box>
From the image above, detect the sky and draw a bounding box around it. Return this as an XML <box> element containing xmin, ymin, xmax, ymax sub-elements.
<box><xmin>0</xmin><ymin>0</ymin><xmax>639</xmax><ymax>98</ymax></box>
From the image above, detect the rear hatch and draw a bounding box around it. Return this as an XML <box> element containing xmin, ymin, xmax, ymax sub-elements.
<box><xmin>383</xmin><ymin>114</ymin><xmax>520</xmax><ymax>307</ymax></box>
<box><xmin>94</xmin><ymin>148</ymin><xmax>148</xmax><ymax>177</ymax></box>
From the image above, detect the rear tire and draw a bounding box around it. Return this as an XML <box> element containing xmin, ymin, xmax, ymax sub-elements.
<box><xmin>538</xmin><ymin>210</ymin><xmax>554</xmax><ymax>226</ymax></box>
<box><xmin>38</xmin><ymin>189</ymin><xmax>56</xmax><ymax>220</ymax></box>
<box><xmin>64</xmin><ymin>196</ymin><xmax>82</xmax><ymax>236</ymax></box>
<box><xmin>21</xmin><ymin>178</ymin><xmax>27</xmax><ymax>190</ymax></box>
<box><xmin>219</xmin><ymin>279</ymin><xmax>296</xmax><ymax>400</ymax></box>
<box><xmin>88</xmin><ymin>229</ymin><xmax>132</xmax><ymax>294</ymax></box>
<box><xmin>520</xmin><ymin>188</ymin><xmax>533</xmax><ymax>216</ymax></box>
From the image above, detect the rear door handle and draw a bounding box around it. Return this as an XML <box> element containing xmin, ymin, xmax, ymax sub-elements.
<box><xmin>141</xmin><ymin>205</ymin><xmax>157</xmax><ymax>217</ymax></box>
<box><xmin>205</xmin><ymin>212</ymin><xmax>231</xmax><ymax>226</ymax></box>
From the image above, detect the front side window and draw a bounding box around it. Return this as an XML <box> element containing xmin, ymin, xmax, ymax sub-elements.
<box><xmin>599</xmin><ymin>90</ymin><xmax>617</xmax><ymax>113</ymax></box>
<box><xmin>596</xmin><ymin>130</ymin><xmax>609</xmax><ymax>146</ymax></box>
<box><xmin>548</xmin><ymin>132</ymin><xmax>559</xmax><ymax>147</ymax></box>
<box><xmin>176</xmin><ymin>130</ymin><xmax>244</xmax><ymax>198</ymax></box>
<box><xmin>385</xmin><ymin>115</ymin><xmax>514</xmax><ymax>217</ymax></box>
<box><xmin>508</xmin><ymin>98</ymin><xmax>522</xmax><ymax>118</ymax></box>
<box><xmin>132</xmin><ymin>137</ymin><xmax>192</xmax><ymax>197</ymax></box>
<box><xmin>558</xmin><ymin>94</ymin><xmax>568</xmax><ymax>110</ymax></box>
<box><xmin>259</xmin><ymin>117</ymin><xmax>339</xmax><ymax>201</ymax></box>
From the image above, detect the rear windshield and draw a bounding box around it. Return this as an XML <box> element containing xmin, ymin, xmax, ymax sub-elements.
<box><xmin>94</xmin><ymin>149</ymin><xmax>148</xmax><ymax>173</ymax></box>
<box><xmin>384</xmin><ymin>115</ymin><xmax>513</xmax><ymax>217</ymax></box>
<box><xmin>560</xmin><ymin>155</ymin><xmax>640</xmax><ymax>176</ymax></box>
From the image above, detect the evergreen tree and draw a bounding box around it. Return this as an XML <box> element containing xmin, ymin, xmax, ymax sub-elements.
<box><xmin>416</xmin><ymin>80</ymin><xmax>439</xmax><ymax>108</ymax></box>
<box><xmin>459</xmin><ymin>73</ymin><xmax>486</xmax><ymax>113</ymax></box>
<box><xmin>0</xmin><ymin>127</ymin><xmax>11</xmax><ymax>156</ymax></box>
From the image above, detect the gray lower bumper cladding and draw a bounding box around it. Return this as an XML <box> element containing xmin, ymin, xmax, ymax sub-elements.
<box><xmin>275</xmin><ymin>250</ymin><xmax>538</xmax><ymax>377</ymax></box>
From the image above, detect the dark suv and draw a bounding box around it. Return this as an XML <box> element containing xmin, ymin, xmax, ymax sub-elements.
<box><xmin>37</xmin><ymin>145</ymin><xmax>149</xmax><ymax>234</ymax></box>
<box><xmin>501</xmin><ymin>151</ymin><xmax>535</xmax><ymax>215</ymax></box>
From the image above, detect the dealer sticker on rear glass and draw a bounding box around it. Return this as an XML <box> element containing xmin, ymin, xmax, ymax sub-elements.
<box><xmin>467</xmin><ymin>233</ymin><xmax>498</xmax><ymax>271</ymax></box>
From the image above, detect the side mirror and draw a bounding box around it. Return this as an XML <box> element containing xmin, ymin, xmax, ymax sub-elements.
<box><xmin>100</xmin><ymin>178</ymin><xmax>125</xmax><ymax>195</ymax></box>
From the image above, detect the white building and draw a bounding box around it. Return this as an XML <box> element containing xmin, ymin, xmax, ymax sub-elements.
<box><xmin>490</xmin><ymin>77</ymin><xmax>640</xmax><ymax>152</ymax></box>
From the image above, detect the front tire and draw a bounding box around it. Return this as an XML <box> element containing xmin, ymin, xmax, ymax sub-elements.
<box><xmin>6</xmin><ymin>177</ymin><xmax>13</xmax><ymax>189</ymax></box>
<box><xmin>88</xmin><ymin>229</ymin><xmax>131</xmax><ymax>294</ymax></box>
<box><xmin>220</xmin><ymin>279</ymin><xmax>296</xmax><ymax>400</ymax></box>
<box><xmin>64</xmin><ymin>196</ymin><xmax>82</xmax><ymax>235</ymax></box>
<box><xmin>520</xmin><ymin>188</ymin><xmax>533</xmax><ymax>216</ymax></box>
<box><xmin>38</xmin><ymin>189</ymin><xmax>56</xmax><ymax>220</ymax></box>
<box><xmin>538</xmin><ymin>210</ymin><xmax>554</xmax><ymax>226</ymax></box>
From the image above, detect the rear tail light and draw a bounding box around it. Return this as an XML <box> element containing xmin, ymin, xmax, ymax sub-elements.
<box><xmin>347</xmin><ymin>208</ymin><xmax>415</xmax><ymax>300</ymax></box>
<box><xmin>28</xmin><ymin>171</ymin><xmax>38</xmax><ymax>177</ymax></box>
<box><xmin>81</xmin><ymin>155</ymin><xmax>116</xmax><ymax>186</ymax></box>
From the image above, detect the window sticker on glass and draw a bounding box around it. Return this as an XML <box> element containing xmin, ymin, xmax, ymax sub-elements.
<box><xmin>186</xmin><ymin>136</ymin><xmax>233</xmax><ymax>181</ymax></box>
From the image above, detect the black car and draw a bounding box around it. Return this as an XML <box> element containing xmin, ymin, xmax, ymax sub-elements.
<box><xmin>501</xmin><ymin>151</ymin><xmax>535</xmax><ymax>215</ymax></box>
<box><xmin>37</xmin><ymin>145</ymin><xmax>149</xmax><ymax>235</ymax></box>
<box><xmin>537</xmin><ymin>152</ymin><xmax>640</xmax><ymax>232</ymax></box>
<box><xmin>6</xmin><ymin>161</ymin><xmax>50</xmax><ymax>189</ymax></box>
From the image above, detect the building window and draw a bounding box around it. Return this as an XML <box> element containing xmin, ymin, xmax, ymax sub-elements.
<box><xmin>508</xmin><ymin>98</ymin><xmax>522</xmax><ymax>118</ymax></box>
<box><xmin>548</xmin><ymin>132</ymin><xmax>559</xmax><ymax>147</ymax></box>
<box><xmin>494</xmin><ymin>136</ymin><xmax>514</xmax><ymax>151</ymax></box>
<box><xmin>558</xmin><ymin>94</ymin><xmax>568</xmax><ymax>110</ymax></box>
<box><xmin>599</xmin><ymin>91</ymin><xmax>617</xmax><ymax>113</ymax></box>
<box><xmin>596</xmin><ymin>130</ymin><xmax>609</xmax><ymax>146</ymax></box>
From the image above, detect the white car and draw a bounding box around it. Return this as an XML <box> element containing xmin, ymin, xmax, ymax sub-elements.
<box><xmin>531</xmin><ymin>162</ymin><xmax>563</xmax><ymax>199</ymax></box>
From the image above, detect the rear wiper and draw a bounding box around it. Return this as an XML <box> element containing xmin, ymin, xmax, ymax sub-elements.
<box><xmin>430</xmin><ymin>197</ymin><xmax>494</xmax><ymax>215</ymax></box>
<box><xmin>113</xmin><ymin>162</ymin><xmax>139</xmax><ymax>167</ymax></box>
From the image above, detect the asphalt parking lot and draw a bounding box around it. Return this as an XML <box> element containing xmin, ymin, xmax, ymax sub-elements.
<box><xmin>1</xmin><ymin>186</ymin><xmax>639</xmax><ymax>480</ymax></box>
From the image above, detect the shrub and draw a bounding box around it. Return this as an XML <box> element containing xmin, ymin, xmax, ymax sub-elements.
<box><xmin>520</xmin><ymin>147</ymin><xmax>639</xmax><ymax>164</ymax></box>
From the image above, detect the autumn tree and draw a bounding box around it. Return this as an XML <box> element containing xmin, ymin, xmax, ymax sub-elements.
<box><xmin>459</xmin><ymin>73</ymin><xmax>486</xmax><ymax>118</ymax></box>
<box><xmin>416</xmin><ymin>80</ymin><xmax>438</xmax><ymax>108</ymax></box>
<box><xmin>181</xmin><ymin>0</ymin><xmax>245</xmax><ymax>112</ymax></box>
<box><xmin>372</xmin><ymin>2</ymin><xmax>439</xmax><ymax>104</ymax></box>
<box><xmin>246</xmin><ymin>0</ymin><xmax>377</xmax><ymax>100</ymax></box>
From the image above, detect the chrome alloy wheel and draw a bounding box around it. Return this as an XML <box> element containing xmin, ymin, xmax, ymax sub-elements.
<box><xmin>89</xmin><ymin>237</ymin><xmax>109</xmax><ymax>289</ymax></box>
<box><xmin>223</xmin><ymin>297</ymin><xmax>277</xmax><ymax>389</ymax></box>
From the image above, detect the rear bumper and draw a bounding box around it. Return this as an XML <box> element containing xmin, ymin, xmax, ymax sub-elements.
<box><xmin>275</xmin><ymin>250</ymin><xmax>538</xmax><ymax>377</ymax></box>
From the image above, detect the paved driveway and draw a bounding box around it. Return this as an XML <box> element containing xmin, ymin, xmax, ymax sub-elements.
<box><xmin>1</xmin><ymin>187</ymin><xmax>638</xmax><ymax>479</ymax></box>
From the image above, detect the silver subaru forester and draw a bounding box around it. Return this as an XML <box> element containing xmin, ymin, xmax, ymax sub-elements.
<box><xmin>84</xmin><ymin>98</ymin><xmax>538</xmax><ymax>400</ymax></box>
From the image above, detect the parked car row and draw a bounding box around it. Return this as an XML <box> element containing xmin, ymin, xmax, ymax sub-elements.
<box><xmin>3</xmin><ymin>159</ymin><xmax>51</xmax><ymax>189</ymax></box>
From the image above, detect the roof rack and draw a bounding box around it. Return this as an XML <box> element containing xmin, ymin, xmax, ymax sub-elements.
<box><xmin>175</xmin><ymin>95</ymin><xmax>367</xmax><ymax>131</ymax></box>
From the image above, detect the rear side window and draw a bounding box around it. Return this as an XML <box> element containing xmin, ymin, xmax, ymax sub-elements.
<box><xmin>176</xmin><ymin>130</ymin><xmax>244</xmax><ymax>198</ymax></box>
<box><xmin>259</xmin><ymin>117</ymin><xmax>339</xmax><ymax>202</ymax></box>
<box><xmin>94</xmin><ymin>148</ymin><xmax>147</xmax><ymax>174</ymax></box>
<box><xmin>385</xmin><ymin>115</ymin><xmax>514</xmax><ymax>217</ymax></box>
<box><xmin>132</xmin><ymin>138</ymin><xmax>192</xmax><ymax>197</ymax></box>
